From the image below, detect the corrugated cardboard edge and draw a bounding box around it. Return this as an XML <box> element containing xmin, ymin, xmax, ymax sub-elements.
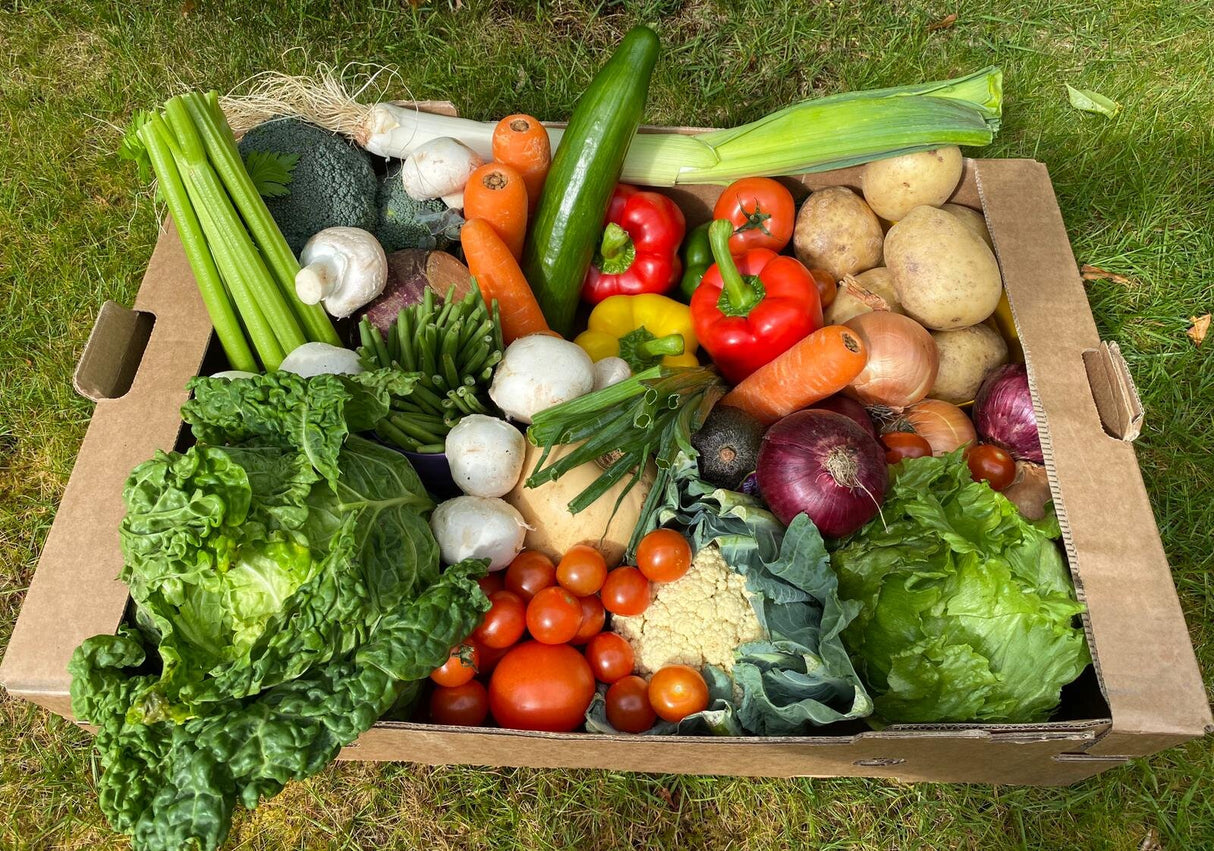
<box><xmin>975</xmin><ymin>159</ymin><xmax>1213</xmax><ymax>755</ymax></box>
<box><xmin>0</xmin><ymin>219</ymin><xmax>214</xmax><ymax>716</ymax></box>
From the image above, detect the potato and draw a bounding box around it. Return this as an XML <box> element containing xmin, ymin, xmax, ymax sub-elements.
<box><xmin>885</xmin><ymin>205</ymin><xmax>1003</xmax><ymax>330</ymax></box>
<box><xmin>861</xmin><ymin>147</ymin><xmax>963</xmax><ymax>221</ymax></box>
<box><xmin>941</xmin><ymin>203</ymin><xmax>994</xmax><ymax>250</ymax></box>
<box><xmin>793</xmin><ymin>186</ymin><xmax>883</xmax><ymax>280</ymax></box>
<box><xmin>504</xmin><ymin>442</ymin><xmax>653</xmax><ymax>567</ymax></box>
<box><xmin>929</xmin><ymin>324</ymin><xmax>1008</xmax><ymax>404</ymax></box>
<box><xmin>824</xmin><ymin>267</ymin><xmax>904</xmax><ymax>325</ymax></box>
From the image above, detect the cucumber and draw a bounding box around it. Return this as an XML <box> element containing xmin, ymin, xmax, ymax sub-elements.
<box><xmin>521</xmin><ymin>26</ymin><xmax>660</xmax><ymax>337</ymax></box>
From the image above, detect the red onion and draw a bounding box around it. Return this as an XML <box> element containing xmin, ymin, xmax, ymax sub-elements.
<box><xmin>809</xmin><ymin>394</ymin><xmax>878</xmax><ymax>440</ymax></box>
<box><xmin>756</xmin><ymin>410</ymin><xmax>888</xmax><ymax>538</ymax></box>
<box><xmin>972</xmin><ymin>364</ymin><xmax>1043</xmax><ymax>463</ymax></box>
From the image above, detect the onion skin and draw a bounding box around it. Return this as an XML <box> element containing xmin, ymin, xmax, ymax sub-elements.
<box><xmin>844</xmin><ymin>311</ymin><xmax>939</xmax><ymax>408</ymax></box>
<box><xmin>1003</xmin><ymin>461</ymin><xmax>1052</xmax><ymax>521</ymax></box>
<box><xmin>973</xmin><ymin>364</ymin><xmax>1044</xmax><ymax>464</ymax></box>
<box><xmin>809</xmin><ymin>394</ymin><xmax>878</xmax><ymax>439</ymax></box>
<box><xmin>757</xmin><ymin>410</ymin><xmax>888</xmax><ymax>538</ymax></box>
<box><xmin>895</xmin><ymin>399</ymin><xmax>977</xmax><ymax>456</ymax></box>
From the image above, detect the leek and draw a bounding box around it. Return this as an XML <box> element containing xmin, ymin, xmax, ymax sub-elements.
<box><xmin>338</xmin><ymin>66</ymin><xmax>1002</xmax><ymax>187</ymax></box>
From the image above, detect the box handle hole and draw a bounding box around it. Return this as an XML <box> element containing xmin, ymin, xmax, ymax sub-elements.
<box><xmin>73</xmin><ymin>302</ymin><xmax>156</xmax><ymax>402</ymax></box>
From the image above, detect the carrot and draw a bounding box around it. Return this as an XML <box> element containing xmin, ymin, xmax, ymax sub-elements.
<box><xmin>464</xmin><ymin>162</ymin><xmax>529</xmax><ymax>260</ymax></box>
<box><xmin>460</xmin><ymin>218</ymin><xmax>550</xmax><ymax>344</ymax></box>
<box><xmin>720</xmin><ymin>325</ymin><xmax>868</xmax><ymax>426</ymax></box>
<box><xmin>491</xmin><ymin>113</ymin><xmax>551</xmax><ymax>215</ymax></box>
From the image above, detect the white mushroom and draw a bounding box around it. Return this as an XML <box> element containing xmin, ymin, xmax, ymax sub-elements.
<box><xmin>278</xmin><ymin>342</ymin><xmax>365</xmax><ymax>377</ymax></box>
<box><xmin>400</xmin><ymin>137</ymin><xmax>483</xmax><ymax>202</ymax></box>
<box><xmin>295</xmin><ymin>227</ymin><xmax>387</xmax><ymax>318</ymax></box>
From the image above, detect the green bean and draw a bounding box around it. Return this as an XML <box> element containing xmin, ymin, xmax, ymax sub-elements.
<box><xmin>389</xmin><ymin>413</ymin><xmax>446</xmax><ymax>445</ymax></box>
<box><xmin>433</xmin><ymin>291</ymin><xmax>457</xmax><ymax>330</ymax></box>
<box><xmin>416</xmin><ymin>442</ymin><xmax>446</xmax><ymax>454</ymax></box>
<box><xmin>441</xmin><ymin>352</ymin><xmax>460</xmax><ymax>390</ymax></box>
<box><xmin>376</xmin><ymin>419</ymin><xmax>420</xmax><ymax>452</ymax></box>
<box><xmin>418</xmin><ymin>325</ymin><xmax>438</xmax><ymax>378</ymax></box>
<box><xmin>455</xmin><ymin>385</ymin><xmax>489</xmax><ymax>414</ymax></box>
<box><xmin>358</xmin><ymin>321</ymin><xmax>378</xmax><ymax>364</ymax></box>
<box><xmin>396</xmin><ymin>310</ymin><xmax>416</xmax><ymax>371</ymax></box>
<box><xmin>369</xmin><ymin>326</ymin><xmax>391</xmax><ymax>369</ymax></box>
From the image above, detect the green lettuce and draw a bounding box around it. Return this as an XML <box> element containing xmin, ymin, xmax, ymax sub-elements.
<box><xmin>831</xmin><ymin>451</ymin><xmax>1091</xmax><ymax>724</ymax></box>
<box><xmin>70</xmin><ymin>370</ymin><xmax>488</xmax><ymax>851</ymax></box>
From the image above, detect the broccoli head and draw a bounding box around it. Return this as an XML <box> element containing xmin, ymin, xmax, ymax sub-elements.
<box><xmin>375</xmin><ymin>163</ymin><xmax>464</xmax><ymax>254</ymax></box>
<box><xmin>238</xmin><ymin>117</ymin><xmax>378</xmax><ymax>255</ymax></box>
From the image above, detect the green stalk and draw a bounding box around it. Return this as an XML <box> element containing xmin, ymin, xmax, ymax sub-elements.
<box><xmin>136</xmin><ymin>117</ymin><xmax>256</xmax><ymax>372</ymax></box>
<box><xmin>189</xmin><ymin>170</ymin><xmax>284</xmax><ymax>369</ymax></box>
<box><xmin>186</xmin><ymin>92</ymin><xmax>341</xmax><ymax>346</ymax></box>
<box><xmin>163</xmin><ymin>97</ymin><xmax>307</xmax><ymax>359</ymax></box>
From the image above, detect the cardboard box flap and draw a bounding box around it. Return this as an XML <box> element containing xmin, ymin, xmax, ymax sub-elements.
<box><xmin>975</xmin><ymin>159</ymin><xmax>1212</xmax><ymax>755</ymax></box>
<box><xmin>1083</xmin><ymin>341</ymin><xmax>1144</xmax><ymax>441</ymax></box>
<box><xmin>0</xmin><ymin>223</ymin><xmax>214</xmax><ymax>716</ymax></box>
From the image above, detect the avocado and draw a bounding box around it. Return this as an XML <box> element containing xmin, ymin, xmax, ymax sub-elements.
<box><xmin>691</xmin><ymin>405</ymin><xmax>764</xmax><ymax>490</ymax></box>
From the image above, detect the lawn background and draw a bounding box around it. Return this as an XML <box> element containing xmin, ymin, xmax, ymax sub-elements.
<box><xmin>1</xmin><ymin>0</ymin><xmax>1211</xmax><ymax>848</ymax></box>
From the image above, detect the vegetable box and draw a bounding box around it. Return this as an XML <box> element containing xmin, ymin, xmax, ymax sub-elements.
<box><xmin>2</xmin><ymin>104</ymin><xmax>1209</xmax><ymax>786</ymax></box>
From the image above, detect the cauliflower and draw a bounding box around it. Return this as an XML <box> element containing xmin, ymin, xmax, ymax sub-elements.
<box><xmin>612</xmin><ymin>544</ymin><xmax>766</xmax><ymax>675</ymax></box>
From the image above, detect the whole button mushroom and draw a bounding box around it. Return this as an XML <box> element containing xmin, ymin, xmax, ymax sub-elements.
<box><xmin>295</xmin><ymin>226</ymin><xmax>388</xmax><ymax>318</ymax></box>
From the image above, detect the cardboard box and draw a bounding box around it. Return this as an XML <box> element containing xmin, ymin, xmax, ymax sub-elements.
<box><xmin>2</xmin><ymin>110</ymin><xmax>1209</xmax><ymax>784</ymax></box>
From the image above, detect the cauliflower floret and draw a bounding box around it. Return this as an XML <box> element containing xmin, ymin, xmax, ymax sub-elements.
<box><xmin>612</xmin><ymin>544</ymin><xmax>766</xmax><ymax>675</ymax></box>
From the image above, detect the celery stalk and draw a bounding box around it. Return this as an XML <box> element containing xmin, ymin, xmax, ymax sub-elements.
<box><xmin>185</xmin><ymin>92</ymin><xmax>341</xmax><ymax>347</ymax></box>
<box><xmin>162</xmin><ymin>97</ymin><xmax>307</xmax><ymax>358</ymax></box>
<box><xmin>136</xmin><ymin>116</ymin><xmax>257</xmax><ymax>372</ymax></box>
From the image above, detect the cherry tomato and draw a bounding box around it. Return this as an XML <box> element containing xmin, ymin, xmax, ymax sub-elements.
<box><xmin>471</xmin><ymin>590</ymin><xmax>526</xmax><ymax>649</ymax></box>
<box><xmin>477</xmin><ymin>573</ymin><xmax>504</xmax><ymax>596</ymax></box>
<box><xmin>648</xmin><ymin>665</ymin><xmax>709</xmax><ymax>723</ymax></box>
<box><xmin>809</xmin><ymin>269</ymin><xmax>837</xmax><ymax>308</ymax></box>
<box><xmin>489</xmin><ymin>641</ymin><xmax>595</xmax><ymax>732</ymax></box>
<box><xmin>881</xmin><ymin>432</ymin><xmax>933</xmax><ymax>464</ymax></box>
<box><xmin>429</xmin><ymin>680</ymin><xmax>489</xmax><ymax>727</ymax></box>
<box><xmin>430</xmin><ymin>642</ymin><xmax>480</xmax><ymax>687</ymax></box>
<box><xmin>605</xmin><ymin>675</ymin><xmax>657</xmax><ymax>733</ymax></box>
<box><xmin>571</xmin><ymin>594</ymin><xmax>606</xmax><ymax>644</ymax></box>
<box><xmin>504</xmin><ymin>550</ymin><xmax>556</xmax><ymax>602</ymax></box>
<box><xmin>966</xmin><ymin>443</ymin><xmax>1016</xmax><ymax>491</ymax></box>
<box><xmin>585</xmin><ymin>632</ymin><xmax>635</xmax><ymax>684</ymax></box>
<box><xmin>635</xmin><ymin>529</ymin><xmax>692</xmax><ymax>583</ymax></box>
<box><xmin>470</xmin><ymin>638</ymin><xmax>511</xmax><ymax>676</ymax></box>
<box><xmin>525</xmin><ymin>586</ymin><xmax>583</xmax><ymax>645</ymax></box>
<box><xmin>712</xmin><ymin>177</ymin><xmax>796</xmax><ymax>253</ymax></box>
<box><xmin>601</xmin><ymin>567</ymin><xmax>651</xmax><ymax>616</ymax></box>
<box><xmin>556</xmin><ymin>544</ymin><xmax>608</xmax><ymax>596</ymax></box>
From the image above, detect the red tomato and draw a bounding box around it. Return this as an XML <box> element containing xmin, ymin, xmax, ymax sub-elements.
<box><xmin>601</xmin><ymin>567</ymin><xmax>651</xmax><ymax>616</ymax></box>
<box><xmin>429</xmin><ymin>642</ymin><xmax>480</xmax><ymax>687</ymax></box>
<box><xmin>966</xmin><ymin>443</ymin><xmax>1016</xmax><ymax>491</ymax></box>
<box><xmin>489</xmin><ymin>641</ymin><xmax>595</xmax><ymax>732</ymax></box>
<box><xmin>809</xmin><ymin>268</ymin><xmax>837</xmax><ymax>308</ymax></box>
<box><xmin>556</xmin><ymin>545</ymin><xmax>608</xmax><ymax>596</ymax></box>
<box><xmin>471</xmin><ymin>590</ymin><xmax>526</xmax><ymax>649</ymax></box>
<box><xmin>477</xmin><ymin>573</ymin><xmax>504</xmax><ymax>596</ymax></box>
<box><xmin>525</xmin><ymin>586</ymin><xmax>582</xmax><ymax>645</ymax></box>
<box><xmin>881</xmin><ymin>432</ymin><xmax>933</xmax><ymax>464</ymax></box>
<box><xmin>429</xmin><ymin>680</ymin><xmax>489</xmax><ymax>727</ymax></box>
<box><xmin>712</xmin><ymin>177</ymin><xmax>796</xmax><ymax>253</ymax></box>
<box><xmin>504</xmin><ymin>550</ymin><xmax>556</xmax><ymax>602</ymax></box>
<box><xmin>571</xmin><ymin>595</ymin><xmax>606</xmax><ymax>644</ymax></box>
<box><xmin>648</xmin><ymin>665</ymin><xmax>709</xmax><ymax>723</ymax></box>
<box><xmin>635</xmin><ymin>529</ymin><xmax>692</xmax><ymax>583</ymax></box>
<box><xmin>606</xmin><ymin>675</ymin><xmax>657</xmax><ymax>733</ymax></box>
<box><xmin>585</xmin><ymin>632</ymin><xmax>635</xmax><ymax>684</ymax></box>
<box><xmin>471</xmin><ymin>638</ymin><xmax>511</xmax><ymax>676</ymax></box>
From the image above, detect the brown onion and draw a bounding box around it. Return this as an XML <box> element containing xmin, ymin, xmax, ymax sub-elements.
<box><xmin>1003</xmin><ymin>461</ymin><xmax>1052</xmax><ymax>520</ymax></box>
<box><xmin>844</xmin><ymin>311</ymin><xmax>938</xmax><ymax>408</ymax></box>
<box><xmin>894</xmin><ymin>399</ymin><xmax>976</xmax><ymax>455</ymax></box>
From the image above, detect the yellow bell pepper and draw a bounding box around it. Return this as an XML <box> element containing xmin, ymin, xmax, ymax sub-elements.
<box><xmin>574</xmin><ymin>294</ymin><xmax>700</xmax><ymax>371</ymax></box>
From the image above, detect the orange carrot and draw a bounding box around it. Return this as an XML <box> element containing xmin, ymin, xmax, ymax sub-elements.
<box><xmin>491</xmin><ymin>113</ymin><xmax>551</xmax><ymax>215</ymax></box>
<box><xmin>720</xmin><ymin>325</ymin><xmax>868</xmax><ymax>425</ymax></box>
<box><xmin>461</xmin><ymin>218</ymin><xmax>550</xmax><ymax>344</ymax></box>
<box><xmin>464</xmin><ymin>162</ymin><xmax>529</xmax><ymax>260</ymax></box>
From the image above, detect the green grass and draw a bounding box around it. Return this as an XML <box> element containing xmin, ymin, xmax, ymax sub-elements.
<box><xmin>2</xmin><ymin>0</ymin><xmax>1212</xmax><ymax>848</ymax></box>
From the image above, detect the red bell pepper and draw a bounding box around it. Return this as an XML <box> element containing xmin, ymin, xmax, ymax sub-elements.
<box><xmin>581</xmin><ymin>184</ymin><xmax>686</xmax><ymax>304</ymax></box>
<box><xmin>690</xmin><ymin>218</ymin><xmax>823</xmax><ymax>384</ymax></box>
